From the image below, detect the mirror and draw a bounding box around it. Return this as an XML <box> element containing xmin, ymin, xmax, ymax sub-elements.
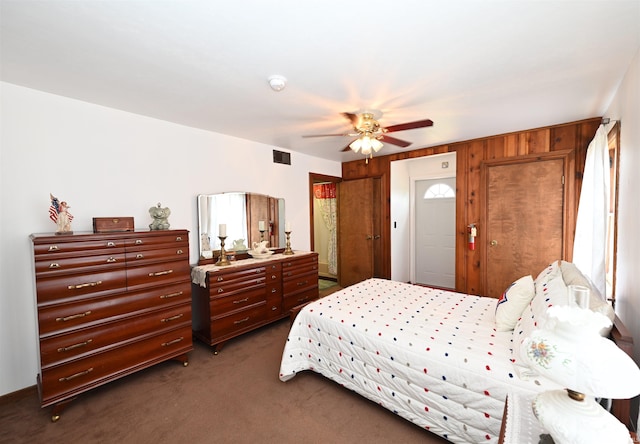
<box><xmin>197</xmin><ymin>192</ymin><xmax>285</xmax><ymax>259</ymax></box>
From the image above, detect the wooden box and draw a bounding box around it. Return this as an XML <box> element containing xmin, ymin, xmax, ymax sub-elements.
<box><xmin>93</xmin><ymin>217</ymin><xmax>134</xmax><ymax>233</ymax></box>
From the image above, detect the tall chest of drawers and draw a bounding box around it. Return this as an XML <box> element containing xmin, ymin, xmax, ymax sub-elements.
<box><xmin>191</xmin><ymin>252</ymin><xmax>318</xmax><ymax>353</ymax></box>
<box><xmin>30</xmin><ymin>230</ymin><xmax>193</xmax><ymax>421</ymax></box>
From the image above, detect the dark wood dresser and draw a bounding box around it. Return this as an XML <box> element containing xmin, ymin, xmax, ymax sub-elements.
<box><xmin>30</xmin><ymin>230</ymin><xmax>192</xmax><ymax>421</ymax></box>
<box><xmin>191</xmin><ymin>252</ymin><xmax>318</xmax><ymax>353</ymax></box>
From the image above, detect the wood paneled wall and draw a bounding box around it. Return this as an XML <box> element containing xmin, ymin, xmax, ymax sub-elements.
<box><xmin>341</xmin><ymin>117</ymin><xmax>601</xmax><ymax>296</ymax></box>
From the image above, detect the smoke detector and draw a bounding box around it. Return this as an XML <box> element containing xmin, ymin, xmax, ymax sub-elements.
<box><xmin>268</xmin><ymin>75</ymin><xmax>287</xmax><ymax>92</ymax></box>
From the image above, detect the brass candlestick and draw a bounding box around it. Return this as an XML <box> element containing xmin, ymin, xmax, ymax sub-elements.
<box><xmin>216</xmin><ymin>236</ymin><xmax>231</xmax><ymax>266</ymax></box>
<box><xmin>259</xmin><ymin>230</ymin><xmax>266</xmax><ymax>242</ymax></box>
<box><xmin>283</xmin><ymin>230</ymin><xmax>294</xmax><ymax>255</ymax></box>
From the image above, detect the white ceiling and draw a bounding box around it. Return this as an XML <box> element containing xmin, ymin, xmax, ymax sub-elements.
<box><xmin>2</xmin><ymin>1</ymin><xmax>639</xmax><ymax>162</ymax></box>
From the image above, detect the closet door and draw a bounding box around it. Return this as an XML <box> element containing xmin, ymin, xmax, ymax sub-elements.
<box><xmin>338</xmin><ymin>178</ymin><xmax>381</xmax><ymax>287</ymax></box>
<box><xmin>483</xmin><ymin>153</ymin><xmax>569</xmax><ymax>297</ymax></box>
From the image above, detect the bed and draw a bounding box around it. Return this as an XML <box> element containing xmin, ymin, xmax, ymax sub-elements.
<box><xmin>279</xmin><ymin>264</ymin><xmax>633</xmax><ymax>443</ymax></box>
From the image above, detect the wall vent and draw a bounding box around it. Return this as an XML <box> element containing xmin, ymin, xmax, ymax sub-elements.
<box><xmin>273</xmin><ymin>150</ymin><xmax>291</xmax><ymax>165</ymax></box>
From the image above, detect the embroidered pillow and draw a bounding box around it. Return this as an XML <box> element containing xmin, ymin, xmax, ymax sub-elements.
<box><xmin>495</xmin><ymin>275</ymin><xmax>535</xmax><ymax>331</ymax></box>
<box><xmin>512</xmin><ymin>266</ymin><xmax>568</xmax><ymax>371</ymax></box>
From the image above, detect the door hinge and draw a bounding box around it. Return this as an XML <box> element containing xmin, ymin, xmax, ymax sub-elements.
<box><xmin>562</xmin><ymin>175</ymin><xmax>565</xmax><ymax>185</ymax></box>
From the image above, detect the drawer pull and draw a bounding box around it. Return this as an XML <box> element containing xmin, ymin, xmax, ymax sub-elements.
<box><xmin>176</xmin><ymin>236</ymin><xmax>183</xmax><ymax>241</ymax></box>
<box><xmin>162</xmin><ymin>337</ymin><xmax>184</xmax><ymax>347</ymax></box>
<box><xmin>176</xmin><ymin>249</ymin><xmax>184</xmax><ymax>254</ymax></box>
<box><xmin>216</xmin><ymin>277</ymin><xmax>224</xmax><ymax>282</ymax></box>
<box><xmin>217</xmin><ymin>288</ymin><xmax>224</xmax><ymax>293</ymax></box>
<box><xmin>233</xmin><ymin>297</ymin><xmax>249</xmax><ymax>304</ymax></box>
<box><xmin>135</xmin><ymin>239</ymin><xmax>143</xmax><ymax>244</ymax></box>
<box><xmin>59</xmin><ymin>367</ymin><xmax>93</xmax><ymax>382</ymax></box>
<box><xmin>58</xmin><ymin>339</ymin><xmax>93</xmax><ymax>352</ymax></box>
<box><xmin>161</xmin><ymin>314</ymin><xmax>184</xmax><ymax>323</ymax></box>
<box><xmin>271</xmin><ymin>275</ymin><xmax>277</xmax><ymax>279</ymax></box>
<box><xmin>107</xmin><ymin>241</ymin><xmax>116</xmax><ymax>247</ymax></box>
<box><xmin>48</xmin><ymin>245</ymin><xmax>59</xmax><ymax>251</ymax></box>
<box><xmin>297</xmin><ymin>296</ymin><xmax>309</xmax><ymax>303</ymax></box>
<box><xmin>149</xmin><ymin>269</ymin><xmax>173</xmax><ymax>277</ymax></box>
<box><xmin>160</xmin><ymin>291</ymin><xmax>183</xmax><ymax>299</ymax></box>
<box><xmin>136</xmin><ymin>253</ymin><xmax>144</xmax><ymax>259</ymax></box>
<box><xmin>68</xmin><ymin>281</ymin><xmax>102</xmax><ymax>290</ymax></box>
<box><xmin>106</xmin><ymin>257</ymin><xmax>117</xmax><ymax>263</ymax></box>
<box><xmin>234</xmin><ymin>317</ymin><xmax>250</xmax><ymax>325</ymax></box>
<box><xmin>49</xmin><ymin>263</ymin><xmax>60</xmax><ymax>269</ymax></box>
<box><xmin>271</xmin><ymin>288</ymin><xmax>277</xmax><ymax>293</ymax></box>
<box><xmin>297</xmin><ymin>280</ymin><xmax>309</xmax><ymax>286</ymax></box>
<box><xmin>56</xmin><ymin>311</ymin><xmax>92</xmax><ymax>322</ymax></box>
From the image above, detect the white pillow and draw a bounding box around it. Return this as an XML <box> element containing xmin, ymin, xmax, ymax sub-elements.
<box><xmin>495</xmin><ymin>275</ymin><xmax>535</xmax><ymax>331</ymax></box>
<box><xmin>560</xmin><ymin>260</ymin><xmax>615</xmax><ymax>335</ymax></box>
<box><xmin>512</xmin><ymin>269</ymin><xmax>568</xmax><ymax>369</ymax></box>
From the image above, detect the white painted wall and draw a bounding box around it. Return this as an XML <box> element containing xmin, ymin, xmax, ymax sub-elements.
<box><xmin>0</xmin><ymin>82</ymin><xmax>341</xmax><ymax>396</ymax></box>
<box><xmin>604</xmin><ymin>46</ymin><xmax>640</xmax><ymax>429</ymax></box>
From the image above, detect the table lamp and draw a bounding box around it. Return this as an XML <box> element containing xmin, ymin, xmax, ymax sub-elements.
<box><xmin>522</xmin><ymin>305</ymin><xmax>640</xmax><ymax>444</ymax></box>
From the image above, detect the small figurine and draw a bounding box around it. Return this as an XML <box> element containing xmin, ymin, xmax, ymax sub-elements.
<box><xmin>49</xmin><ymin>193</ymin><xmax>74</xmax><ymax>234</ymax></box>
<box><xmin>149</xmin><ymin>202</ymin><xmax>171</xmax><ymax>230</ymax></box>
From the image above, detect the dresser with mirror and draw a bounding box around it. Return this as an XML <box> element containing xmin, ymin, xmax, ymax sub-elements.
<box><xmin>192</xmin><ymin>192</ymin><xmax>319</xmax><ymax>353</ymax></box>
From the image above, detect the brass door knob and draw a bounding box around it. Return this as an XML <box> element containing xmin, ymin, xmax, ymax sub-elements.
<box><xmin>490</xmin><ymin>240</ymin><xmax>498</xmax><ymax>246</ymax></box>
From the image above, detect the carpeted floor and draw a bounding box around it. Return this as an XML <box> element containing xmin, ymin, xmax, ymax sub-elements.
<box><xmin>0</xmin><ymin>318</ymin><xmax>449</xmax><ymax>444</ymax></box>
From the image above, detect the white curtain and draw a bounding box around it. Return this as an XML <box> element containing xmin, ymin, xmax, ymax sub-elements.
<box><xmin>573</xmin><ymin>124</ymin><xmax>610</xmax><ymax>299</ymax></box>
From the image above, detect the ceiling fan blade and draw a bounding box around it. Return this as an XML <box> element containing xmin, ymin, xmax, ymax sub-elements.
<box><xmin>303</xmin><ymin>133</ymin><xmax>353</xmax><ymax>138</ymax></box>
<box><xmin>341</xmin><ymin>112</ymin><xmax>359</xmax><ymax>126</ymax></box>
<box><xmin>384</xmin><ymin>119</ymin><xmax>433</xmax><ymax>133</ymax></box>
<box><xmin>380</xmin><ymin>134</ymin><xmax>412</xmax><ymax>147</ymax></box>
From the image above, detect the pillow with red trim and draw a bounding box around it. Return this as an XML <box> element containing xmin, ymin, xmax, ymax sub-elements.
<box><xmin>495</xmin><ymin>275</ymin><xmax>535</xmax><ymax>331</ymax></box>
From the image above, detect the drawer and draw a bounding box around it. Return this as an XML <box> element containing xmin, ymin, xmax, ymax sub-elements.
<box><xmin>207</xmin><ymin>266</ymin><xmax>266</xmax><ymax>287</ymax></box>
<box><xmin>281</xmin><ymin>254</ymin><xmax>318</xmax><ymax>271</ymax></box>
<box><xmin>38</xmin><ymin>281</ymin><xmax>191</xmax><ymax>336</ymax></box>
<box><xmin>35</xmin><ymin>251</ymin><xmax>126</xmax><ymax>277</ymax></box>
<box><xmin>210</xmin><ymin>275</ymin><xmax>265</xmax><ymax>299</ymax></box>
<box><xmin>40</xmin><ymin>304</ymin><xmax>191</xmax><ymax>367</ymax></box>
<box><xmin>282</xmin><ymin>287</ymin><xmax>318</xmax><ymax>312</ymax></box>
<box><xmin>283</xmin><ymin>270</ymin><xmax>318</xmax><ymax>294</ymax></box>
<box><xmin>33</xmin><ymin>238</ymin><xmax>126</xmax><ymax>257</ymax></box>
<box><xmin>282</xmin><ymin>258</ymin><xmax>319</xmax><ymax>280</ymax></box>
<box><xmin>124</xmin><ymin>232</ymin><xmax>188</xmax><ymax>250</ymax></box>
<box><xmin>210</xmin><ymin>302</ymin><xmax>266</xmax><ymax>339</ymax></box>
<box><xmin>210</xmin><ymin>285</ymin><xmax>266</xmax><ymax>315</ymax></box>
<box><xmin>36</xmin><ymin>269</ymin><xmax>128</xmax><ymax>305</ymax></box>
<box><xmin>126</xmin><ymin>260</ymin><xmax>191</xmax><ymax>292</ymax></box>
<box><xmin>126</xmin><ymin>245</ymin><xmax>188</xmax><ymax>266</ymax></box>
<box><xmin>265</xmin><ymin>288</ymin><xmax>283</xmax><ymax>320</ymax></box>
<box><xmin>40</xmin><ymin>324</ymin><xmax>192</xmax><ymax>407</ymax></box>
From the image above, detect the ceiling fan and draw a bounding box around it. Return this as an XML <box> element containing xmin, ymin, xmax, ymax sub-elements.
<box><xmin>303</xmin><ymin>112</ymin><xmax>434</xmax><ymax>154</ymax></box>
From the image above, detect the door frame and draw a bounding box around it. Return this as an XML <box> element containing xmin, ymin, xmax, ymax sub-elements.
<box><xmin>309</xmin><ymin>173</ymin><xmax>342</xmax><ymax>277</ymax></box>
<box><xmin>480</xmin><ymin>149</ymin><xmax>574</xmax><ymax>295</ymax></box>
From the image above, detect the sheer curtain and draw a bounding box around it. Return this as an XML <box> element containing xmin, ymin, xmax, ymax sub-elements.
<box><xmin>573</xmin><ymin>124</ymin><xmax>610</xmax><ymax>299</ymax></box>
<box><xmin>314</xmin><ymin>183</ymin><xmax>338</xmax><ymax>275</ymax></box>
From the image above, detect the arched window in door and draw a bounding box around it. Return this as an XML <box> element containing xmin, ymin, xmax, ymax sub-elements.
<box><xmin>424</xmin><ymin>183</ymin><xmax>455</xmax><ymax>199</ymax></box>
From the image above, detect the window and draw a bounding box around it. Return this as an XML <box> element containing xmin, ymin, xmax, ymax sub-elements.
<box><xmin>423</xmin><ymin>183</ymin><xmax>455</xmax><ymax>199</ymax></box>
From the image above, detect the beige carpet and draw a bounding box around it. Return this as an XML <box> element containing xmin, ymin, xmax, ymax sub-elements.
<box><xmin>0</xmin><ymin>319</ymin><xmax>449</xmax><ymax>444</ymax></box>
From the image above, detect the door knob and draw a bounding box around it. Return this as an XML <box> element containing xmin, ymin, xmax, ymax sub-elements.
<box><xmin>490</xmin><ymin>240</ymin><xmax>498</xmax><ymax>246</ymax></box>
<box><xmin>366</xmin><ymin>235</ymin><xmax>373</xmax><ymax>240</ymax></box>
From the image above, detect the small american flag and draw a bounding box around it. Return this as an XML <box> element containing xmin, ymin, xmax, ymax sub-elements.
<box><xmin>49</xmin><ymin>194</ymin><xmax>73</xmax><ymax>223</ymax></box>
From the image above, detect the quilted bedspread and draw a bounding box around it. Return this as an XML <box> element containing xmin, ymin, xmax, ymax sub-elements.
<box><xmin>279</xmin><ymin>278</ymin><xmax>560</xmax><ymax>443</ymax></box>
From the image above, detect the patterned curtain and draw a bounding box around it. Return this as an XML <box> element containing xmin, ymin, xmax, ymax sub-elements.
<box><xmin>314</xmin><ymin>183</ymin><xmax>338</xmax><ymax>275</ymax></box>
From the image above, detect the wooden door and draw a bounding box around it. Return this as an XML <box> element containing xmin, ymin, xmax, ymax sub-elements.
<box><xmin>339</xmin><ymin>178</ymin><xmax>378</xmax><ymax>287</ymax></box>
<box><xmin>483</xmin><ymin>155</ymin><xmax>567</xmax><ymax>297</ymax></box>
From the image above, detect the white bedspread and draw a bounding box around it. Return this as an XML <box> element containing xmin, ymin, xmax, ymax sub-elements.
<box><xmin>279</xmin><ymin>278</ymin><xmax>560</xmax><ymax>443</ymax></box>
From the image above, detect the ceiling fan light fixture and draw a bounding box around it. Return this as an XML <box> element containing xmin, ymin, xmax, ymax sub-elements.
<box><xmin>371</xmin><ymin>138</ymin><xmax>383</xmax><ymax>152</ymax></box>
<box><xmin>349</xmin><ymin>138</ymin><xmax>362</xmax><ymax>153</ymax></box>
